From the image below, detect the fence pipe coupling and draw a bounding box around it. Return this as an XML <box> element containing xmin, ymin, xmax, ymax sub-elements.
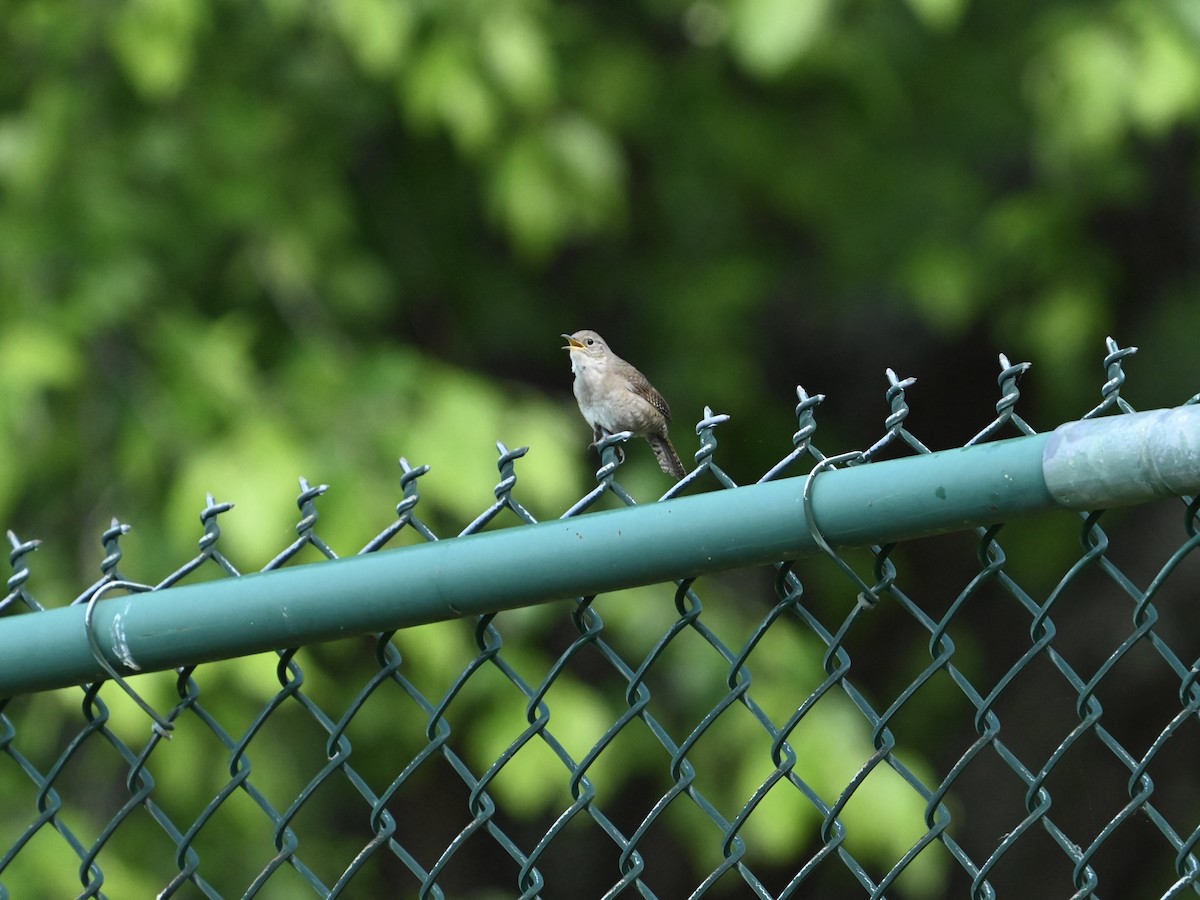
<box><xmin>1042</xmin><ymin>406</ymin><xmax>1200</xmax><ymax>509</ymax></box>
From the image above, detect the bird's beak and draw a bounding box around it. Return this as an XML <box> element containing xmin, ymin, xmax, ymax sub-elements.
<box><xmin>562</xmin><ymin>334</ymin><xmax>584</xmax><ymax>350</ymax></box>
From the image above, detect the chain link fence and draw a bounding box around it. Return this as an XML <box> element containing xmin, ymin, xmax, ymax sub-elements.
<box><xmin>2</xmin><ymin>338</ymin><xmax>1199</xmax><ymax>899</ymax></box>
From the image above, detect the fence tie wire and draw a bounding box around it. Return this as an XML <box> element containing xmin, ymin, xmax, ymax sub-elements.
<box><xmin>82</xmin><ymin>579</ymin><xmax>172</xmax><ymax>739</ymax></box>
<box><xmin>803</xmin><ymin>450</ymin><xmax>880</xmax><ymax>611</ymax></box>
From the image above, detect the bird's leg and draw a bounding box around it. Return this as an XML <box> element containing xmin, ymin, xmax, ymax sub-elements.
<box><xmin>590</xmin><ymin>426</ymin><xmax>625</xmax><ymax>464</ymax></box>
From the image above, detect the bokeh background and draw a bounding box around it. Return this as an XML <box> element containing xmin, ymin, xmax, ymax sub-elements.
<box><xmin>3</xmin><ymin>0</ymin><xmax>1199</xmax><ymax>575</ymax></box>
<box><xmin>2</xmin><ymin>1</ymin><xmax>1199</xmax><ymax>897</ymax></box>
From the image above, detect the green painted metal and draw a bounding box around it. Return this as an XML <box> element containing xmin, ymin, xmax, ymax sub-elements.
<box><xmin>1</xmin><ymin>405</ymin><xmax>1198</xmax><ymax>698</ymax></box>
<box><xmin>1</xmin><ymin>430</ymin><xmax>1048</xmax><ymax>697</ymax></box>
<box><xmin>3</xmin><ymin>344</ymin><xmax>1200</xmax><ymax>898</ymax></box>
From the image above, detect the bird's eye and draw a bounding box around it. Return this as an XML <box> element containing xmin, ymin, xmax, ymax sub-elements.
<box><xmin>586</xmin><ymin>338</ymin><xmax>594</xmax><ymax>346</ymax></box>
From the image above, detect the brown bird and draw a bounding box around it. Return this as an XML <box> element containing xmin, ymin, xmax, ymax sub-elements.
<box><xmin>562</xmin><ymin>330</ymin><xmax>687</xmax><ymax>479</ymax></box>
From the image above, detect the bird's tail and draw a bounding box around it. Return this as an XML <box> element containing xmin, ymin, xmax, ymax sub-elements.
<box><xmin>648</xmin><ymin>435</ymin><xmax>686</xmax><ymax>480</ymax></box>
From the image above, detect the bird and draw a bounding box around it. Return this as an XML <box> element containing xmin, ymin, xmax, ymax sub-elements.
<box><xmin>562</xmin><ymin>329</ymin><xmax>687</xmax><ymax>479</ymax></box>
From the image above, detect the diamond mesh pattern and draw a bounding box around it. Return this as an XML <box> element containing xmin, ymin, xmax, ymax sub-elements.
<box><xmin>1</xmin><ymin>338</ymin><xmax>1198</xmax><ymax>899</ymax></box>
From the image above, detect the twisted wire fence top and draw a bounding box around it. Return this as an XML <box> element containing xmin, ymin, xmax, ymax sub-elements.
<box><xmin>1</xmin><ymin>337</ymin><xmax>1199</xmax><ymax>899</ymax></box>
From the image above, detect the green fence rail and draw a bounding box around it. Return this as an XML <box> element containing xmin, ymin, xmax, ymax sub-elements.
<box><xmin>1</xmin><ymin>338</ymin><xmax>1198</xmax><ymax>898</ymax></box>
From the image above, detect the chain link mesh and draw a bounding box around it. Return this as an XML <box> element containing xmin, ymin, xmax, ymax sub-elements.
<box><xmin>2</xmin><ymin>338</ymin><xmax>1199</xmax><ymax>898</ymax></box>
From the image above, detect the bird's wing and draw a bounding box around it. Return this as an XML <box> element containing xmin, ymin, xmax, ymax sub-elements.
<box><xmin>625</xmin><ymin>374</ymin><xmax>672</xmax><ymax>421</ymax></box>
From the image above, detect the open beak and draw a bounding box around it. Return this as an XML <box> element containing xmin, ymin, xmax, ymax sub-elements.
<box><xmin>562</xmin><ymin>333</ymin><xmax>584</xmax><ymax>350</ymax></box>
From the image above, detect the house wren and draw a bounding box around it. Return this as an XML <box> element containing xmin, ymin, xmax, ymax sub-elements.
<box><xmin>562</xmin><ymin>330</ymin><xmax>687</xmax><ymax>479</ymax></box>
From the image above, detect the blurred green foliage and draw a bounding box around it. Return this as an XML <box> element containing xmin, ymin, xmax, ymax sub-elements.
<box><xmin>3</xmin><ymin>0</ymin><xmax>1199</xmax><ymax>576</ymax></box>
<box><xmin>2</xmin><ymin>0</ymin><xmax>1199</xmax><ymax>895</ymax></box>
